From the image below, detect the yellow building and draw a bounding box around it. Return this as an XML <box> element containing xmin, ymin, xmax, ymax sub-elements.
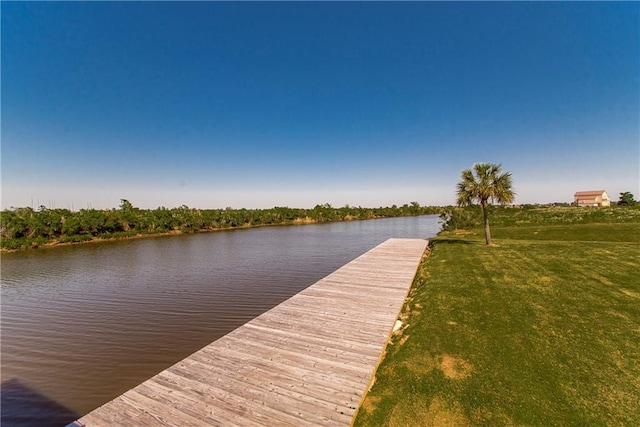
<box><xmin>573</xmin><ymin>190</ymin><xmax>611</xmax><ymax>207</ymax></box>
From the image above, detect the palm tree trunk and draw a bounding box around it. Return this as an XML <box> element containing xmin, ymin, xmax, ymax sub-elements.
<box><xmin>481</xmin><ymin>201</ymin><xmax>491</xmax><ymax>245</ymax></box>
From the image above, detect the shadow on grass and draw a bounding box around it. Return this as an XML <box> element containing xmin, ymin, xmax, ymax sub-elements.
<box><xmin>1</xmin><ymin>378</ymin><xmax>80</xmax><ymax>427</ymax></box>
<box><xmin>429</xmin><ymin>237</ymin><xmax>477</xmax><ymax>247</ymax></box>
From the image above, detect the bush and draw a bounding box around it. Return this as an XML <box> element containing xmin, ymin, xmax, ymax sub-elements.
<box><xmin>439</xmin><ymin>207</ymin><xmax>482</xmax><ymax>231</ymax></box>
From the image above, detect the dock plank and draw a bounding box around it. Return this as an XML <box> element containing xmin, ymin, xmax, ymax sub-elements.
<box><xmin>72</xmin><ymin>238</ymin><xmax>427</xmax><ymax>426</ymax></box>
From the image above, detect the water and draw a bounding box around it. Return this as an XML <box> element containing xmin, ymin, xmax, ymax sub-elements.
<box><xmin>1</xmin><ymin>215</ymin><xmax>440</xmax><ymax>425</ymax></box>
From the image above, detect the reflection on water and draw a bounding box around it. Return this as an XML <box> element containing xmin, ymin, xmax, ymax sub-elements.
<box><xmin>1</xmin><ymin>215</ymin><xmax>439</xmax><ymax>425</ymax></box>
<box><xmin>1</xmin><ymin>379</ymin><xmax>79</xmax><ymax>426</ymax></box>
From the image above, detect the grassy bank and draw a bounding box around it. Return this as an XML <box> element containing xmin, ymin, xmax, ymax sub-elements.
<box><xmin>354</xmin><ymin>215</ymin><xmax>640</xmax><ymax>425</ymax></box>
<box><xmin>439</xmin><ymin>205</ymin><xmax>640</xmax><ymax>231</ymax></box>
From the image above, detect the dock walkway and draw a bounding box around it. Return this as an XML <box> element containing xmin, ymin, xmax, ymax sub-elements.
<box><xmin>71</xmin><ymin>237</ymin><xmax>428</xmax><ymax>426</ymax></box>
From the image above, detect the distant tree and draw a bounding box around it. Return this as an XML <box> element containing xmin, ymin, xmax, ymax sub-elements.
<box><xmin>119</xmin><ymin>199</ymin><xmax>134</xmax><ymax>211</ymax></box>
<box><xmin>456</xmin><ymin>163</ymin><xmax>515</xmax><ymax>245</ymax></box>
<box><xmin>118</xmin><ymin>199</ymin><xmax>137</xmax><ymax>230</ymax></box>
<box><xmin>618</xmin><ymin>192</ymin><xmax>636</xmax><ymax>206</ymax></box>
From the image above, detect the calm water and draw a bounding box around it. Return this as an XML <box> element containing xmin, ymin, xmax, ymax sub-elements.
<box><xmin>1</xmin><ymin>215</ymin><xmax>439</xmax><ymax>425</ymax></box>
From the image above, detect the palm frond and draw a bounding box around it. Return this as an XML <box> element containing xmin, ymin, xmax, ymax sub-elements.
<box><xmin>457</xmin><ymin>163</ymin><xmax>515</xmax><ymax>207</ymax></box>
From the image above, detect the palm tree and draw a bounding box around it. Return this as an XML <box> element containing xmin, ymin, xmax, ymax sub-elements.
<box><xmin>456</xmin><ymin>163</ymin><xmax>515</xmax><ymax>245</ymax></box>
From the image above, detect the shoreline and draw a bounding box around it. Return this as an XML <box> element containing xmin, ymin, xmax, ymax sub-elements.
<box><xmin>2</xmin><ymin>215</ymin><xmax>427</xmax><ymax>253</ymax></box>
<box><xmin>0</xmin><ymin>221</ymin><xmax>302</xmax><ymax>253</ymax></box>
<box><xmin>1</xmin><ymin>204</ymin><xmax>443</xmax><ymax>253</ymax></box>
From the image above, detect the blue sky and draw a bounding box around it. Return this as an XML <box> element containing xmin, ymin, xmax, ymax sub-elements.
<box><xmin>2</xmin><ymin>2</ymin><xmax>638</xmax><ymax>209</ymax></box>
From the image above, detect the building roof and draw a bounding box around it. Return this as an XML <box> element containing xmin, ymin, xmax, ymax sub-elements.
<box><xmin>574</xmin><ymin>190</ymin><xmax>607</xmax><ymax>197</ymax></box>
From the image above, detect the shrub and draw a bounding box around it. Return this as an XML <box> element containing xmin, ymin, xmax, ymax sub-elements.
<box><xmin>439</xmin><ymin>207</ymin><xmax>482</xmax><ymax>231</ymax></box>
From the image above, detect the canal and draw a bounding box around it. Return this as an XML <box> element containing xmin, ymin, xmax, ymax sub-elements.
<box><xmin>1</xmin><ymin>215</ymin><xmax>440</xmax><ymax>425</ymax></box>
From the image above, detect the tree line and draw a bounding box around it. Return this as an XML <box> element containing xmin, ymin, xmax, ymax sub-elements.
<box><xmin>0</xmin><ymin>200</ymin><xmax>442</xmax><ymax>250</ymax></box>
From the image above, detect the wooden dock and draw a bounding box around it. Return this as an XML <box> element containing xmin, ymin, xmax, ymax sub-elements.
<box><xmin>70</xmin><ymin>238</ymin><xmax>428</xmax><ymax>426</ymax></box>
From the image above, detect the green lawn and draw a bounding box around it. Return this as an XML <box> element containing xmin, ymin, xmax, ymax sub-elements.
<box><xmin>354</xmin><ymin>223</ymin><xmax>640</xmax><ymax>426</ymax></box>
